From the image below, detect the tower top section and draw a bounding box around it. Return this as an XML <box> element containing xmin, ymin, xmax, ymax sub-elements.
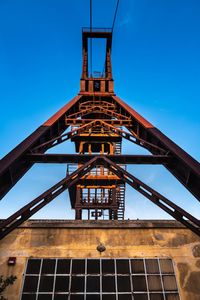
<box><xmin>79</xmin><ymin>28</ymin><xmax>114</xmax><ymax>95</ymax></box>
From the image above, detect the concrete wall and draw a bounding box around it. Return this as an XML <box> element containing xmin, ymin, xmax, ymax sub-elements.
<box><xmin>0</xmin><ymin>220</ymin><xmax>200</xmax><ymax>300</ymax></box>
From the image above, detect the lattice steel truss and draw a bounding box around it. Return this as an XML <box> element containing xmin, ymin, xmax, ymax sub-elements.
<box><xmin>0</xmin><ymin>28</ymin><xmax>200</xmax><ymax>239</ymax></box>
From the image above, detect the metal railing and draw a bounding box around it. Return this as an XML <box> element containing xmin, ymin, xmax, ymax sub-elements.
<box><xmin>67</xmin><ymin>164</ymin><xmax>126</xmax><ymax>176</ymax></box>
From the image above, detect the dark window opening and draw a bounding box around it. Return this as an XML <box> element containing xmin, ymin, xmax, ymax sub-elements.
<box><xmin>94</xmin><ymin>80</ymin><xmax>100</xmax><ymax>92</ymax></box>
<box><xmin>41</xmin><ymin>259</ymin><xmax>55</xmax><ymax>274</ymax></box>
<box><xmin>21</xmin><ymin>258</ymin><xmax>180</xmax><ymax>299</ymax></box>
<box><xmin>85</xmin><ymin>80</ymin><xmax>89</xmax><ymax>92</ymax></box>
<box><xmin>105</xmin><ymin>80</ymin><xmax>109</xmax><ymax>92</ymax></box>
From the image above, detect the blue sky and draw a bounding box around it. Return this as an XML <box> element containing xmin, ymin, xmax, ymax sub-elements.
<box><xmin>0</xmin><ymin>0</ymin><xmax>200</xmax><ymax>220</ymax></box>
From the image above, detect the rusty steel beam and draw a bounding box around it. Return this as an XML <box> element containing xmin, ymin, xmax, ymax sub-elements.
<box><xmin>1</xmin><ymin>23</ymin><xmax>199</xmax><ymax>229</ymax></box>
<box><xmin>1</xmin><ymin>151</ymin><xmax>199</xmax><ymax>238</ymax></box>
<box><xmin>65</xmin><ymin>118</ymin><xmax>132</xmax><ymax>126</ymax></box>
<box><xmin>112</xmin><ymin>95</ymin><xmax>200</xmax><ymax>201</ymax></box>
<box><xmin>79</xmin><ymin>100</ymin><xmax>115</xmax><ymax>110</ymax></box>
<box><xmin>1</xmin><ymin>94</ymin><xmax>200</xmax><ymax>203</ymax></box>
<box><xmin>99</xmin><ymin>120</ymin><xmax>166</xmax><ymax>154</ymax></box>
<box><xmin>0</xmin><ymin>157</ymin><xmax>98</xmax><ymax>240</ymax></box>
<box><xmin>25</xmin><ymin>154</ymin><xmax>171</xmax><ymax>165</ymax></box>
<box><xmin>0</xmin><ymin>96</ymin><xmax>82</xmax><ymax>200</ymax></box>
<box><xmin>32</xmin><ymin>119</ymin><xmax>166</xmax><ymax>154</ymax></box>
<box><xmin>31</xmin><ymin>120</ymin><xmax>98</xmax><ymax>153</ymax></box>
<box><xmin>101</xmin><ymin>157</ymin><xmax>200</xmax><ymax>237</ymax></box>
<box><xmin>67</xmin><ymin>105</ymin><xmax>130</xmax><ymax>120</ymax></box>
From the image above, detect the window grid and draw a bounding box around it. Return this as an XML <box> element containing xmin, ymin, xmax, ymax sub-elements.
<box><xmin>21</xmin><ymin>258</ymin><xmax>181</xmax><ymax>300</ymax></box>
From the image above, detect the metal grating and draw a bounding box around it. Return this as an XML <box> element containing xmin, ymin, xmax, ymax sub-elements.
<box><xmin>21</xmin><ymin>258</ymin><xmax>180</xmax><ymax>300</ymax></box>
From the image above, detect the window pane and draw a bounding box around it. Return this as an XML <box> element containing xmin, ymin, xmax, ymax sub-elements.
<box><xmin>148</xmin><ymin>275</ymin><xmax>162</xmax><ymax>291</ymax></box>
<box><xmin>55</xmin><ymin>276</ymin><xmax>69</xmax><ymax>292</ymax></box>
<box><xmin>102</xmin><ymin>295</ymin><xmax>116</xmax><ymax>300</ymax></box>
<box><xmin>41</xmin><ymin>259</ymin><xmax>56</xmax><ymax>274</ymax></box>
<box><xmin>150</xmin><ymin>294</ymin><xmax>164</xmax><ymax>300</ymax></box>
<box><xmin>22</xmin><ymin>295</ymin><xmax>36</xmax><ymax>300</ymax></box>
<box><xmin>37</xmin><ymin>295</ymin><xmax>52</xmax><ymax>300</ymax></box>
<box><xmin>117</xmin><ymin>276</ymin><xmax>131</xmax><ymax>292</ymax></box>
<box><xmin>102</xmin><ymin>276</ymin><xmax>116</xmax><ymax>292</ymax></box>
<box><xmin>39</xmin><ymin>275</ymin><xmax>54</xmax><ymax>292</ymax></box>
<box><xmin>102</xmin><ymin>259</ymin><xmax>115</xmax><ymax>274</ymax></box>
<box><xmin>23</xmin><ymin>276</ymin><xmax>38</xmax><ymax>292</ymax></box>
<box><xmin>131</xmin><ymin>259</ymin><xmax>145</xmax><ymax>274</ymax></box>
<box><xmin>132</xmin><ymin>275</ymin><xmax>147</xmax><ymax>291</ymax></box>
<box><xmin>163</xmin><ymin>275</ymin><xmax>177</xmax><ymax>291</ymax></box>
<box><xmin>86</xmin><ymin>295</ymin><xmax>100</xmax><ymax>300</ymax></box>
<box><xmin>118</xmin><ymin>294</ymin><xmax>132</xmax><ymax>300</ymax></box>
<box><xmin>86</xmin><ymin>276</ymin><xmax>100</xmax><ymax>292</ymax></box>
<box><xmin>70</xmin><ymin>296</ymin><xmax>84</xmax><ymax>300</ymax></box>
<box><xmin>72</xmin><ymin>260</ymin><xmax>85</xmax><ymax>274</ymax></box>
<box><xmin>26</xmin><ymin>259</ymin><xmax>41</xmax><ymax>274</ymax></box>
<box><xmin>145</xmin><ymin>260</ymin><xmax>159</xmax><ymax>274</ymax></box>
<box><xmin>57</xmin><ymin>259</ymin><xmax>71</xmax><ymax>274</ymax></box>
<box><xmin>54</xmin><ymin>295</ymin><xmax>69</xmax><ymax>300</ymax></box>
<box><xmin>71</xmin><ymin>276</ymin><xmax>85</xmax><ymax>292</ymax></box>
<box><xmin>165</xmin><ymin>294</ymin><xmax>180</xmax><ymax>300</ymax></box>
<box><xmin>160</xmin><ymin>259</ymin><xmax>174</xmax><ymax>274</ymax></box>
<box><xmin>87</xmin><ymin>259</ymin><xmax>100</xmax><ymax>274</ymax></box>
<box><xmin>116</xmin><ymin>259</ymin><xmax>130</xmax><ymax>274</ymax></box>
<box><xmin>133</xmin><ymin>294</ymin><xmax>148</xmax><ymax>300</ymax></box>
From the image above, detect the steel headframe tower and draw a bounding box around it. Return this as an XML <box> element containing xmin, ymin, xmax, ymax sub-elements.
<box><xmin>0</xmin><ymin>28</ymin><xmax>200</xmax><ymax>239</ymax></box>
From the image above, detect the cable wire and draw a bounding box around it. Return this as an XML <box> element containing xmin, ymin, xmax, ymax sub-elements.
<box><xmin>102</xmin><ymin>0</ymin><xmax>120</xmax><ymax>76</ymax></box>
<box><xmin>112</xmin><ymin>0</ymin><xmax>120</xmax><ymax>33</ymax></box>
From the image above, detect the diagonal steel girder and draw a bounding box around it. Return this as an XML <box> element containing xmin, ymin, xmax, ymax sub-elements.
<box><xmin>0</xmin><ymin>93</ymin><xmax>200</xmax><ymax>215</ymax></box>
<box><xmin>0</xmin><ymin>156</ymin><xmax>98</xmax><ymax>240</ymax></box>
<box><xmin>30</xmin><ymin>119</ymin><xmax>166</xmax><ymax>155</ymax></box>
<box><xmin>67</xmin><ymin>105</ymin><xmax>130</xmax><ymax>120</ymax></box>
<box><xmin>99</xmin><ymin>156</ymin><xmax>200</xmax><ymax>237</ymax></box>
<box><xmin>0</xmin><ymin>95</ymin><xmax>82</xmax><ymax>200</ymax></box>
<box><xmin>0</xmin><ymin>155</ymin><xmax>199</xmax><ymax>239</ymax></box>
<box><xmin>31</xmin><ymin>119</ymin><xmax>99</xmax><ymax>153</ymax></box>
<box><xmin>112</xmin><ymin>95</ymin><xmax>200</xmax><ymax>202</ymax></box>
<box><xmin>98</xmin><ymin>120</ymin><xmax>166</xmax><ymax>154</ymax></box>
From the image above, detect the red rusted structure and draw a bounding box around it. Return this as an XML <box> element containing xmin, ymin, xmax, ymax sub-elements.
<box><xmin>0</xmin><ymin>28</ymin><xmax>200</xmax><ymax>239</ymax></box>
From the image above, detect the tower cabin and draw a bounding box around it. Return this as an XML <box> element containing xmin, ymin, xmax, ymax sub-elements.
<box><xmin>80</xmin><ymin>28</ymin><xmax>114</xmax><ymax>95</ymax></box>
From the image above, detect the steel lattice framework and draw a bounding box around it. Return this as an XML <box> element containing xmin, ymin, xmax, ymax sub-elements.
<box><xmin>0</xmin><ymin>28</ymin><xmax>200</xmax><ymax>239</ymax></box>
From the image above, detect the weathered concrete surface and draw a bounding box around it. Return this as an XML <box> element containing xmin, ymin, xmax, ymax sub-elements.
<box><xmin>0</xmin><ymin>220</ymin><xmax>200</xmax><ymax>300</ymax></box>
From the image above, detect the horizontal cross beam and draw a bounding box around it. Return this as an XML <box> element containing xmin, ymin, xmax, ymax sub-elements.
<box><xmin>0</xmin><ymin>155</ymin><xmax>199</xmax><ymax>239</ymax></box>
<box><xmin>25</xmin><ymin>154</ymin><xmax>171</xmax><ymax>165</ymax></box>
<box><xmin>65</xmin><ymin>118</ymin><xmax>132</xmax><ymax>126</ymax></box>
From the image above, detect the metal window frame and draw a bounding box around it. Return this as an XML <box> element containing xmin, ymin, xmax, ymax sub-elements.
<box><xmin>21</xmin><ymin>258</ymin><xmax>181</xmax><ymax>300</ymax></box>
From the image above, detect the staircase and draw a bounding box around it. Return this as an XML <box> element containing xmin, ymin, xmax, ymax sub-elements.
<box><xmin>116</xmin><ymin>184</ymin><xmax>125</xmax><ymax>220</ymax></box>
<box><xmin>115</xmin><ymin>141</ymin><xmax>122</xmax><ymax>155</ymax></box>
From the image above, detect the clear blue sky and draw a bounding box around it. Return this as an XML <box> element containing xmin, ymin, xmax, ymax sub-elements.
<box><xmin>0</xmin><ymin>0</ymin><xmax>200</xmax><ymax>220</ymax></box>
